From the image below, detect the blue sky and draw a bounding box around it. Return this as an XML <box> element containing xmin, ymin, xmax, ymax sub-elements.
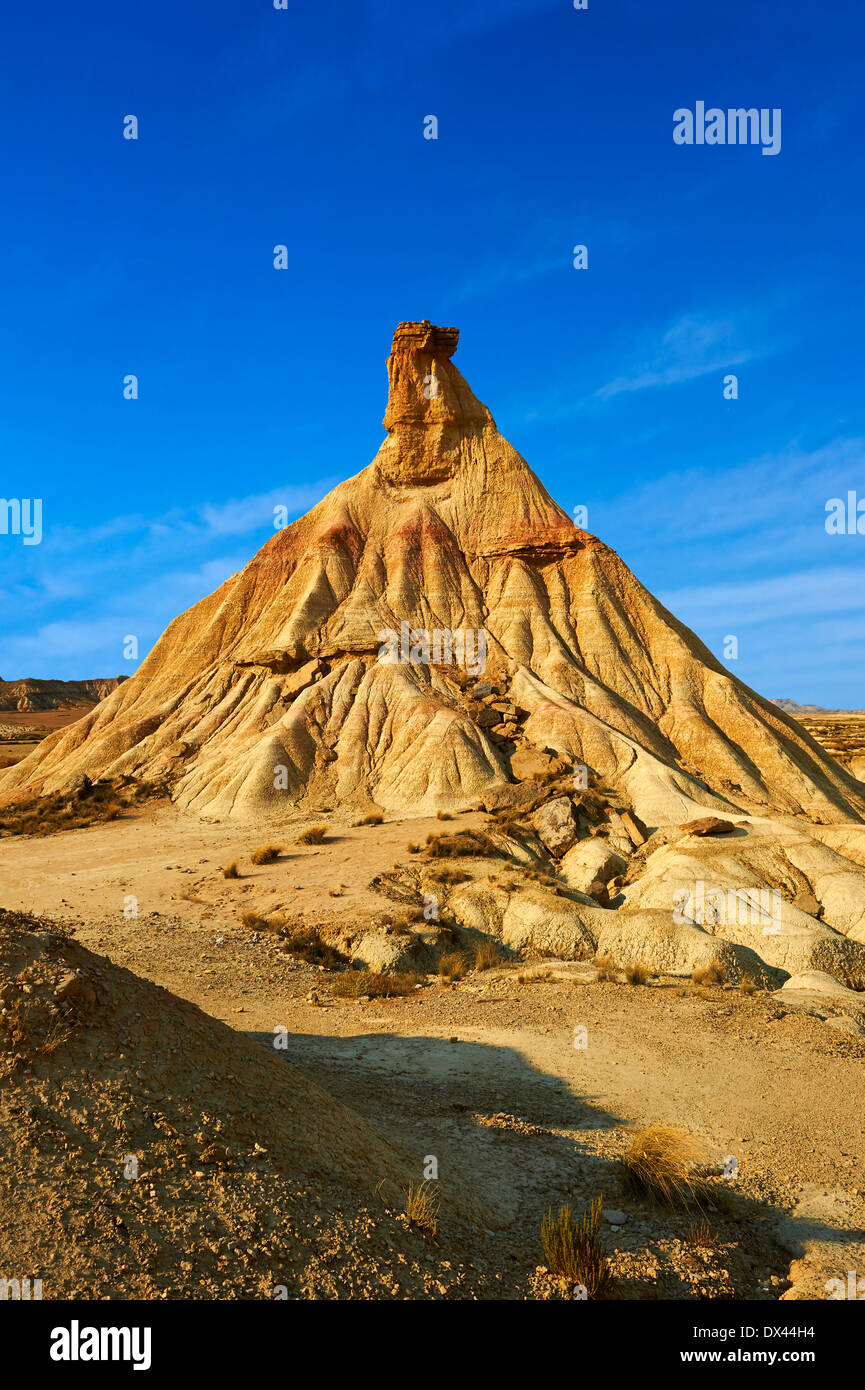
<box><xmin>1</xmin><ymin>0</ymin><xmax>864</xmax><ymax>705</ymax></box>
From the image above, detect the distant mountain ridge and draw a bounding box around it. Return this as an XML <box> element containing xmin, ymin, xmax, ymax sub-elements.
<box><xmin>772</xmin><ymin>698</ymin><xmax>833</xmax><ymax>714</ymax></box>
<box><xmin>0</xmin><ymin>676</ymin><xmax>127</xmax><ymax>713</ymax></box>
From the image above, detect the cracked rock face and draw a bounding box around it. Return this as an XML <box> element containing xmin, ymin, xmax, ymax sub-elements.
<box><xmin>4</xmin><ymin>323</ymin><xmax>865</xmax><ymax>826</ymax></box>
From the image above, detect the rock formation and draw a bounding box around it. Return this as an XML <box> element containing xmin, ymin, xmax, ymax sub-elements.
<box><xmin>0</xmin><ymin>676</ymin><xmax>127</xmax><ymax>713</ymax></box>
<box><xmin>3</xmin><ymin>322</ymin><xmax>864</xmax><ymax>827</ymax></box>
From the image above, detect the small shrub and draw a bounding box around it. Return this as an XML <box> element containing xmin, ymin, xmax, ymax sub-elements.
<box><xmin>424</xmin><ymin>830</ymin><xmax>499</xmax><ymax>860</ymax></box>
<box><xmin>354</xmin><ymin>812</ymin><xmax>384</xmax><ymax>826</ymax></box>
<box><xmin>281</xmin><ymin>926</ymin><xmax>346</xmax><ymax>969</ymax></box>
<box><xmin>404</xmin><ymin>1180</ymin><xmax>439</xmax><ymax>1236</ymax></box>
<box><xmin>473</xmin><ymin>939</ymin><xmax>502</xmax><ymax>971</ymax></box>
<box><xmin>426</xmin><ymin>866</ymin><xmax>471</xmax><ymax>885</ymax></box>
<box><xmin>624</xmin><ymin>961</ymin><xmax>650</xmax><ymax>986</ymax></box>
<box><xmin>439</xmin><ymin>951</ymin><xmax>467</xmax><ymax>981</ymax></box>
<box><xmin>687</xmin><ymin>1219</ymin><xmax>719</xmax><ymax>1249</ymax></box>
<box><xmin>739</xmin><ymin>972</ymin><xmax>758</xmax><ymax>995</ymax></box>
<box><xmin>251</xmin><ymin>843</ymin><xmax>281</xmax><ymax>865</ymax></box>
<box><xmin>622</xmin><ymin>1125</ymin><xmax>706</xmax><ymax>1209</ymax></box>
<box><xmin>407</xmin><ymin>841</ymin><xmax>421</xmax><ymax>854</ymax></box>
<box><xmin>222</xmin><ymin>861</ymin><xmax>240</xmax><ymax>879</ymax></box>
<box><xmin>436</xmin><ymin>809</ymin><xmax>453</xmax><ymax>821</ymax></box>
<box><xmin>692</xmin><ymin>956</ymin><xmax>727</xmax><ymax>988</ymax></box>
<box><xmin>540</xmin><ymin>1197</ymin><xmax>611</xmax><ymax>1297</ymax></box>
<box><xmin>331</xmin><ymin>970</ymin><xmax>421</xmax><ymax>999</ymax></box>
<box><xmin>239</xmin><ymin>909</ymin><xmax>269</xmax><ymax>931</ymax></box>
<box><xmin>594</xmin><ymin>954</ymin><xmax>618</xmax><ymax>982</ymax></box>
<box><xmin>297</xmin><ymin>824</ymin><xmax>328</xmax><ymax>846</ymax></box>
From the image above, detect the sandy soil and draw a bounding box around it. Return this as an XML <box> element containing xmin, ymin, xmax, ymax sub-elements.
<box><xmin>2</xmin><ymin>800</ymin><xmax>864</xmax><ymax>1299</ymax></box>
<box><xmin>0</xmin><ymin>705</ymin><xmax>94</xmax><ymax>731</ymax></box>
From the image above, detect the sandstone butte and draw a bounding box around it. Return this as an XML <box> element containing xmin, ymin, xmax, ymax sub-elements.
<box><xmin>3</xmin><ymin>320</ymin><xmax>864</xmax><ymax>829</ymax></box>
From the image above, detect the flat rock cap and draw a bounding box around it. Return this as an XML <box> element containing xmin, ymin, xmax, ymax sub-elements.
<box><xmin>390</xmin><ymin>320</ymin><xmax>459</xmax><ymax>358</ymax></box>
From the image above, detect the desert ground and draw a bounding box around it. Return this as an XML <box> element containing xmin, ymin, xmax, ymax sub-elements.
<box><xmin>2</xmin><ymin>790</ymin><xmax>864</xmax><ymax>1301</ymax></box>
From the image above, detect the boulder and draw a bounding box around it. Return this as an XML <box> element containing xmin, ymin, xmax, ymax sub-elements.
<box><xmin>793</xmin><ymin>888</ymin><xmax>822</xmax><ymax>918</ymax></box>
<box><xmin>561</xmin><ymin>839</ymin><xmax>628</xmax><ymax>893</ymax></box>
<box><xmin>478</xmin><ymin>782</ymin><xmax>539</xmax><ymax>814</ymax></box>
<box><xmin>510</xmin><ymin>746</ymin><xmax>563</xmax><ymax>781</ymax></box>
<box><xmin>775</xmin><ymin>970</ymin><xmax>865</xmax><ymax>1019</ymax></box>
<box><xmin>532</xmin><ymin>796</ymin><xmax>578</xmax><ymax>856</ymax></box>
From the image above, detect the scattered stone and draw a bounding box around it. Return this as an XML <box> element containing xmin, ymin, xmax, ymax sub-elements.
<box><xmin>680</xmin><ymin>817</ymin><xmax>736</xmax><ymax>837</ymax></box>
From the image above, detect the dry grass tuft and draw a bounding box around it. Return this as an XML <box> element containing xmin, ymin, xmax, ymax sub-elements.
<box><xmin>624</xmin><ymin>961</ymin><xmax>650</xmax><ymax>986</ymax></box>
<box><xmin>251</xmin><ymin>843</ymin><xmax>281</xmax><ymax>865</ymax></box>
<box><xmin>354</xmin><ymin>812</ymin><xmax>384</xmax><ymax>826</ymax></box>
<box><xmin>687</xmin><ymin>1219</ymin><xmax>720</xmax><ymax>1249</ymax></box>
<box><xmin>738</xmin><ymin>972</ymin><xmax>758</xmax><ymax>995</ymax></box>
<box><xmin>439</xmin><ymin>951</ymin><xmax>467</xmax><ymax>981</ymax></box>
<box><xmin>622</xmin><ymin>1124</ymin><xmax>706</xmax><ymax>1209</ymax></box>
<box><xmin>423</xmin><ymin>830</ymin><xmax>500</xmax><ymax>860</ymax></box>
<box><xmin>297</xmin><ymin>825</ymin><xmax>328</xmax><ymax>846</ymax></box>
<box><xmin>404</xmin><ymin>1180</ymin><xmax>439</xmax><ymax>1236</ymax></box>
<box><xmin>436</xmin><ymin>809</ymin><xmax>454</xmax><ymax>821</ymax></box>
<box><xmin>426</xmin><ymin>866</ymin><xmax>471</xmax><ymax>885</ymax></box>
<box><xmin>279</xmin><ymin>926</ymin><xmax>346</xmax><ymax>969</ymax></box>
<box><xmin>407</xmin><ymin>841</ymin><xmax>421</xmax><ymax>855</ymax></box>
<box><xmin>331</xmin><ymin>970</ymin><xmax>421</xmax><ymax>999</ymax></box>
<box><xmin>472</xmin><ymin>939</ymin><xmax>502</xmax><ymax>971</ymax></box>
<box><xmin>540</xmin><ymin>1197</ymin><xmax>612</xmax><ymax>1297</ymax></box>
<box><xmin>692</xmin><ymin>956</ymin><xmax>727</xmax><ymax>988</ymax></box>
<box><xmin>239</xmin><ymin>909</ymin><xmax>269</xmax><ymax>931</ymax></box>
<box><xmin>593</xmin><ymin>954</ymin><xmax>618</xmax><ymax>982</ymax></box>
<box><xmin>222</xmin><ymin>861</ymin><xmax>240</xmax><ymax>879</ymax></box>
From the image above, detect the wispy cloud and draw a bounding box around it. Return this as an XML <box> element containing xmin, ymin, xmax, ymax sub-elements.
<box><xmin>594</xmin><ymin>314</ymin><xmax>757</xmax><ymax>400</ymax></box>
<box><xmin>0</xmin><ymin>478</ymin><xmax>337</xmax><ymax>678</ymax></box>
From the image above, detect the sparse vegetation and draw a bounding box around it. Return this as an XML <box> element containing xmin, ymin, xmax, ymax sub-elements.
<box><xmin>540</xmin><ymin>1197</ymin><xmax>611</xmax><ymax>1297</ymax></box>
<box><xmin>687</xmin><ymin>1219</ymin><xmax>719</xmax><ymax>1248</ymax></box>
<box><xmin>622</xmin><ymin>1124</ymin><xmax>706</xmax><ymax>1209</ymax></box>
<box><xmin>407</xmin><ymin>841</ymin><xmax>421</xmax><ymax>854</ymax></box>
<box><xmin>222</xmin><ymin>861</ymin><xmax>240</xmax><ymax>879</ymax></box>
<box><xmin>251</xmin><ymin>843</ymin><xmax>281</xmax><ymax>865</ymax></box>
<box><xmin>239</xmin><ymin>909</ymin><xmax>270</xmax><ymax>931</ymax></box>
<box><xmin>692</xmin><ymin>956</ymin><xmax>727</xmax><ymax>988</ymax></box>
<box><xmin>472</xmin><ymin>939</ymin><xmax>502</xmax><ymax>971</ymax></box>
<box><xmin>739</xmin><ymin>972</ymin><xmax>758</xmax><ymax>995</ymax></box>
<box><xmin>404</xmin><ymin>1180</ymin><xmax>439</xmax><ymax>1236</ymax></box>
<box><xmin>423</xmin><ymin>830</ymin><xmax>500</xmax><ymax>859</ymax></box>
<box><xmin>0</xmin><ymin>776</ymin><xmax>168</xmax><ymax>838</ymax></box>
<box><xmin>297</xmin><ymin>824</ymin><xmax>328</xmax><ymax>846</ymax></box>
<box><xmin>426</xmin><ymin>866</ymin><xmax>471</xmax><ymax>885</ymax></box>
<box><xmin>439</xmin><ymin>951</ymin><xmax>467</xmax><ymax>981</ymax></box>
<box><xmin>594</xmin><ymin>954</ymin><xmax>618</xmax><ymax>982</ymax></box>
<box><xmin>280</xmin><ymin>926</ymin><xmax>347</xmax><ymax>969</ymax></box>
<box><xmin>354</xmin><ymin>812</ymin><xmax>384</xmax><ymax>826</ymax></box>
<box><xmin>331</xmin><ymin>970</ymin><xmax>422</xmax><ymax>999</ymax></box>
<box><xmin>624</xmin><ymin>961</ymin><xmax>650</xmax><ymax>986</ymax></box>
<box><xmin>436</xmin><ymin>809</ymin><xmax>453</xmax><ymax>821</ymax></box>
